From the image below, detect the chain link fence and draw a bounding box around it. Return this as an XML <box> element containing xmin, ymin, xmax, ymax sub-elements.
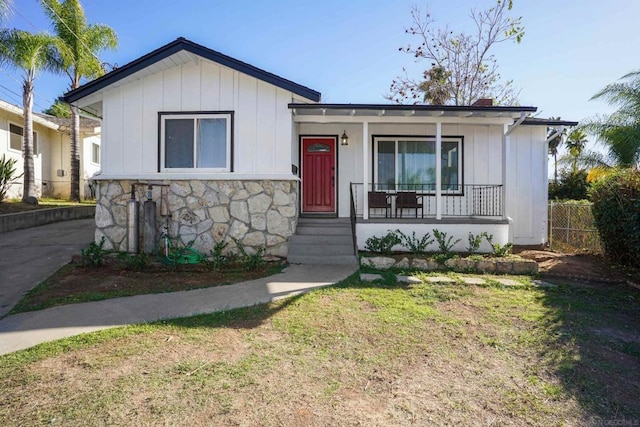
<box><xmin>548</xmin><ymin>201</ymin><xmax>602</xmax><ymax>253</ymax></box>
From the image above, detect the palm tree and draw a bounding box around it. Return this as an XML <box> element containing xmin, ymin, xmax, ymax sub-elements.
<box><xmin>582</xmin><ymin>70</ymin><xmax>640</xmax><ymax>168</ymax></box>
<box><xmin>563</xmin><ymin>129</ymin><xmax>588</xmax><ymax>173</ymax></box>
<box><xmin>0</xmin><ymin>29</ymin><xmax>58</xmax><ymax>203</ymax></box>
<box><xmin>42</xmin><ymin>0</ymin><xmax>117</xmax><ymax>201</ymax></box>
<box><xmin>0</xmin><ymin>0</ymin><xmax>12</xmax><ymax>21</ymax></box>
<box><xmin>546</xmin><ymin>117</ymin><xmax>564</xmax><ymax>183</ymax></box>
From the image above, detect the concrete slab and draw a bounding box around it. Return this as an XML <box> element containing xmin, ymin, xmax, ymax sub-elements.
<box><xmin>460</xmin><ymin>277</ymin><xmax>486</xmax><ymax>285</ymax></box>
<box><xmin>532</xmin><ymin>280</ymin><xmax>557</xmax><ymax>288</ymax></box>
<box><xmin>360</xmin><ymin>273</ymin><xmax>384</xmax><ymax>282</ymax></box>
<box><xmin>396</xmin><ymin>275</ymin><xmax>422</xmax><ymax>284</ymax></box>
<box><xmin>0</xmin><ymin>218</ymin><xmax>95</xmax><ymax>318</ymax></box>
<box><xmin>494</xmin><ymin>278</ymin><xmax>523</xmax><ymax>287</ymax></box>
<box><xmin>0</xmin><ymin>264</ymin><xmax>358</xmax><ymax>355</ymax></box>
<box><xmin>425</xmin><ymin>276</ymin><xmax>456</xmax><ymax>283</ymax></box>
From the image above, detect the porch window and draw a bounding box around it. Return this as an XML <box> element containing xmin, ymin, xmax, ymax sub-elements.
<box><xmin>159</xmin><ymin>112</ymin><xmax>232</xmax><ymax>172</ymax></box>
<box><xmin>374</xmin><ymin>136</ymin><xmax>462</xmax><ymax>191</ymax></box>
<box><xmin>9</xmin><ymin>122</ymin><xmax>38</xmax><ymax>154</ymax></box>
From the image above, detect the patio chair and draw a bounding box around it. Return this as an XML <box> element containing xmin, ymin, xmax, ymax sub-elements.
<box><xmin>395</xmin><ymin>192</ymin><xmax>423</xmax><ymax>218</ymax></box>
<box><xmin>368</xmin><ymin>191</ymin><xmax>392</xmax><ymax>218</ymax></box>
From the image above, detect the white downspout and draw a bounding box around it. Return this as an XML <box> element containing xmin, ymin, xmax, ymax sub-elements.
<box><xmin>435</xmin><ymin>121</ymin><xmax>442</xmax><ymax>220</ymax></box>
<box><xmin>362</xmin><ymin>121</ymin><xmax>369</xmax><ymax>220</ymax></box>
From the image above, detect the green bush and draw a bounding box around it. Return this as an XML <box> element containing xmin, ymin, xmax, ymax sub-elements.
<box><xmin>549</xmin><ymin>169</ymin><xmax>590</xmax><ymax>200</ymax></box>
<box><xmin>589</xmin><ymin>168</ymin><xmax>640</xmax><ymax>267</ymax></box>
<box><xmin>0</xmin><ymin>154</ymin><xmax>22</xmax><ymax>203</ymax></box>
<box><xmin>364</xmin><ymin>230</ymin><xmax>402</xmax><ymax>255</ymax></box>
<box><xmin>81</xmin><ymin>237</ymin><xmax>107</xmax><ymax>267</ymax></box>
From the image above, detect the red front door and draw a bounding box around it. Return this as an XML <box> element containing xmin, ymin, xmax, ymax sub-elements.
<box><xmin>302</xmin><ymin>137</ymin><xmax>336</xmax><ymax>213</ymax></box>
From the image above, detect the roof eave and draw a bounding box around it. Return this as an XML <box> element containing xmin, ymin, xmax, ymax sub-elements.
<box><xmin>64</xmin><ymin>37</ymin><xmax>321</xmax><ymax>104</ymax></box>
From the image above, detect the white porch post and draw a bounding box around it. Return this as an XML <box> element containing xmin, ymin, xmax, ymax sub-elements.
<box><xmin>362</xmin><ymin>121</ymin><xmax>369</xmax><ymax>220</ymax></box>
<box><xmin>435</xmin><ymin>121</ymin><xmax>442</xmax><ymax>220</ymax></box>
<box><xmin>502</xmin><ymin>123</ymin><xmax>510</xmax><ymax>221</ymax></box>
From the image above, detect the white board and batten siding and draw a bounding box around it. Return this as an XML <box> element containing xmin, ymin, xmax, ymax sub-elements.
<box><xmin>507</xmin><ymin>125</ymin><xmax>549</xmax><ymax>245</ymax></box>
<box><xmin>101</xmin><ymin>58</ymin><xmax>304</xmax><ymax>179</ymax></box>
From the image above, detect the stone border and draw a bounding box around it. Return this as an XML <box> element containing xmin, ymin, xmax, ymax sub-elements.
<box><xmin>361</xmin><ymin>255</ymin><xmax>538</xmax><ymax>275</ymax></box>
<box><xmin>0</xmin><ymin>205</ymin><xmax>96</xmax><ymax>234</ymax></box>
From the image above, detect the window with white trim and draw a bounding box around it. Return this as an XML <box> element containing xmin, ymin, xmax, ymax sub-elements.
<box><xmin>374</xmin><ymin>136</ymin><xmax>462</xmax><ymax>191</ymax></box>
<box><xmin>9</xmin><ymin>122</ymin><xmax>38</xmax><ymax>155</ymax></box>
<box><xmin>91</xmin><ymin>142</ymin><xmax>100</xmax><ymax>165</ymax></box>
<box><xmin>159</xmin><ymin>112</ymin><xmax>232</xmax><ymax>172</ymax></box>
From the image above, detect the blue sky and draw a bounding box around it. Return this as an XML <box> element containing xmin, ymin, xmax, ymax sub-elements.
<box><xmin>1</xmin><ymin>0</ymin><xmax>638</xmax><ymax>154</ymax></box>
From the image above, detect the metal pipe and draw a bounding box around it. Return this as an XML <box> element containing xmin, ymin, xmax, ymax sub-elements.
<box><xmin>127</xmin><ymin>198</ymin><xmax>140</xmax><ymax>254</ymax></box>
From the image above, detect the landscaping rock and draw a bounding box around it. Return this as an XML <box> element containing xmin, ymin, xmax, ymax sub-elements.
<box><xmin>495</xmin><ymin>259</ymin><xmax>514</xmax><ymax>274</ymax></box>
<box><xmin>361</xmin><ymin>256</ymin><xmax>396</xmax><ymax>269</ymax></box>
<box><xmin>512</xmin><ymin>259</ymin><xmax>539</xmax><ymax>275</ymax></box>
<box><xmin>412</xmin><ymin>258</ymin><xmax>440</xmax><ymax>271</ymax></box>
<box><xmin>395</xmin><ymin>257</ymin><xmax>411</xmax><ymax>268</ymax></box>
<box><xmin>476</xmin><ymin>259</ymin><xmax>496</xmax><ymax>274</ymax></box>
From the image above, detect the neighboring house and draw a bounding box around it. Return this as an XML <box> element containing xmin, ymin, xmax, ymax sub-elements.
<box><xmin>0</xmin><ymin>99</ymin><xmax>101</xmax><ymax>200</ymax></box>
<box><xmin>63</xmin><ymin>37</ymin><xmax>577</xmax><ymax>263</ymax></box>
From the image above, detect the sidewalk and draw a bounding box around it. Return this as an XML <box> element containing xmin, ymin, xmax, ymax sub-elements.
<box><xmin>0</xmin><ymin>264</ymin><xmax>358</xmax><ymax>355</ymax></box>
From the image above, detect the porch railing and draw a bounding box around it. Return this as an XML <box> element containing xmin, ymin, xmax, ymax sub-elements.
<box><xmin>349</xmin><ymin>183</ymin><xmax>503</xmax><ymax>219</ymax></box>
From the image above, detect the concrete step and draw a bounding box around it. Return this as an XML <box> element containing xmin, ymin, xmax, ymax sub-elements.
<box><xmin>288</xmin><ymin>254</ymin><xmax>359</xmax><ymax>266</ymax></box>
<box><xmin>290</xmin><ymin>234</ymin><xmax>353</xmax><ymax>246</ymax></box>
<box><xmin>295</xmin><ymin>226</ymin><xmax>351</xmax><ymax>235</ymax></box>
<box><xmin>290</xmin><ymin>243</ymin><xmax>354</xmax><ymax>256</ymax></box>
<box><xmin>298</xmin><ymin>217</ymin><xmax>351</xmax><ymax>225</ymax></box>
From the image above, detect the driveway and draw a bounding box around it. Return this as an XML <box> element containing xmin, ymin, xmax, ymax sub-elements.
<box><xmin>0</xmin><ymin>219</ymin><xmax>95</xmax><ymax>317</ymax></box>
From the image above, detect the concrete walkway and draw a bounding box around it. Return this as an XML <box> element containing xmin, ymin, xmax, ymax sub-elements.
<box><xmin>0</xmin><ymin>218</ymin><xmax>95</xmax><ymax>318</ymax></box>
<box><xmin>0</xmin><ymin>263</ymin><xmax>358</xmax><ymax>355</ymax></box>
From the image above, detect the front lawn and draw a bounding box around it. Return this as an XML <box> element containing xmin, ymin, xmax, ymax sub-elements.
<box><xmin>1</xmin><ymin>274</ymin><xmax>638</xmax><ymax>425</ymax></box>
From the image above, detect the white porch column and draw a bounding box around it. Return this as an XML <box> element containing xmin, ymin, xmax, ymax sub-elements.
<box><xmin>435</xmin><ymin>121</ymin><xmax>442</xmax><ymax>220</ymax></box>
<box><xmin>362</xmin><ymin>121</ymin><xmax>369</xmax><ymax>220</ymax></box>
<box><xmin>502</xmin><ymin>123</ymin><xmax>510</xmax><ymax>221</ymax></box>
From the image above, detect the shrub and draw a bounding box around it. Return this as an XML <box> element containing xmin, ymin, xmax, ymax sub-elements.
<box><xmin>549</xmin><ymin>169</ymin><xmax>590</xmax><ymax>200</ymax></box>
<box><xmin>230</xmin><ymin>237</ymin><xmax>265</xmax><ymax>271</ymax></box>
<box><xmin>433</xmin><ymin>229</ymin><xmax>461</xmax><ymax>254</ymax></box>
<box><xmin>364</xmin><ymin>230</ymin><xmax>402</xmax><ymax>255</ymax></box>
<box><xmin>466</xmin><ymin>232</ymin><xmax>487</xmax><ymax>253</ymax></box>
<box><xmin>484</xmin><ymin>233</ymin><xmax>513</xmax><ymax>257</ymax></box>
<box><xmin>0</xmin><ymin>154</ymin><xmax>22</xmax><ymax>203</ymax></box>
<box><xmin>589</xmin><ymin>168</ymin><xmax>640</xmax><ymax>267</ymax></box>
<box><xmin>81</xmin><ymin>237</ymin><xmax>107</xmax><ymax>267</ymax></box>
<box><xmin>395</xmin><ymin>229</ymin><xmax>434</xmax><ymax>253</ymax></box>
<box><xmin>206</xmin><ymin>241</ymin><xmax>229</xmax><ymax>270</ymax></box>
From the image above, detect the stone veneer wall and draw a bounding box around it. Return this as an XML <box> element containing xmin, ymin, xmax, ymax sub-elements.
<box><xmin>95</xmin><ymin>179</ymin><xmax>298</xmax><ymax>258</ymax></box>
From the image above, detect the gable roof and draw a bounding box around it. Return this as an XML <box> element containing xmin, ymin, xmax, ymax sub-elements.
<box><xmin>63</xmin><ymin>37</ymin><xmax>321</xmax><ymax>104</ymax></box>
<box><xmin>34</xmin><ymin>113</ymin><xmax>101</xmax><ymax>133</ymax></box>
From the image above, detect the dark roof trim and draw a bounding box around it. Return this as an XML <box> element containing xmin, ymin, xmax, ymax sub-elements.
<box><xmin>64</xmin><ymin>37</ymin><xmax>321</xmax><ymax>103</ymax></box>
<box><xmin>289</xmin><ymin>103</ymin><xmax>538</xmax><ymax>113</ymax></box>
<box><xmin>522</xmin><ymin>118</ymin><xmax>578</xmax><ymax>127</ymax></box>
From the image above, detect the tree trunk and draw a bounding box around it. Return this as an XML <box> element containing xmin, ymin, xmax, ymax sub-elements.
<box><xmin>69</xmin><ymin>104</ymin><xmax>81</xmax><ymax>202</ymax></box>
<box><xmin>21</xmin><ymin>80</ymin><xmax>37</xmax><ymax>202</ymax></box>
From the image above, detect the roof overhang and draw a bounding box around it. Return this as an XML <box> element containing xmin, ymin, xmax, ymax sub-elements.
<box><xmin>289</xmin><ymin>103</ymin><xmax>538</xmax><ymax>124</ymax></box>
<box><xmin>63</xmin><ymin>37</ymin><xmax>321</xmax><ymax>116</ymax></box>
<box><xmin>0</xmin><ymin>100</ymin><xmax>59</xmax><ymax>130</ymax></box>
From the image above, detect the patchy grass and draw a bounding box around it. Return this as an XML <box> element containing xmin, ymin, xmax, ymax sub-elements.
<box><xmin>0</xmin><ymin>198</ymin><xmax>94</xmax><ymax>214</ymax></box>
<box><xmin>1</xmin><ymin>274</ymin><xmax>638</xmax><ymax>425</ymax></box>
<box><xmin>8</xmin><ymin>260</ymin><xmax>287</xmax><ymax>315</ymax></box>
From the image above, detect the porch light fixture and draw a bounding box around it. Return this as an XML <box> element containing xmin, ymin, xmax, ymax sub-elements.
<box><xmin>340</xmin><ymin>130</ymin><xmax>349</xmax><ymax>146</ymax></box>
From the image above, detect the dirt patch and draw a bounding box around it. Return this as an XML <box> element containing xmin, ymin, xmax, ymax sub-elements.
<box><xmin>517</xmin><ymin>249</ymin><xmax>634</xmax><ymax>285</ymax></box>
<box><xmin>11</xmin><ymin>257</ymin><xmax>286</xmax><ymax>313</ymax></box>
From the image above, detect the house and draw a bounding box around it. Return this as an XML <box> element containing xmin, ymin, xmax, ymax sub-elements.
<box><xmin>0</xmin><ymin>99</ymin><xmax>101</xmax><ymax>200</ymax></box>
<box><xmin>63</xmin><ymin>37</ymin><xmax>577</xmax><ymax>263</ymax></box>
